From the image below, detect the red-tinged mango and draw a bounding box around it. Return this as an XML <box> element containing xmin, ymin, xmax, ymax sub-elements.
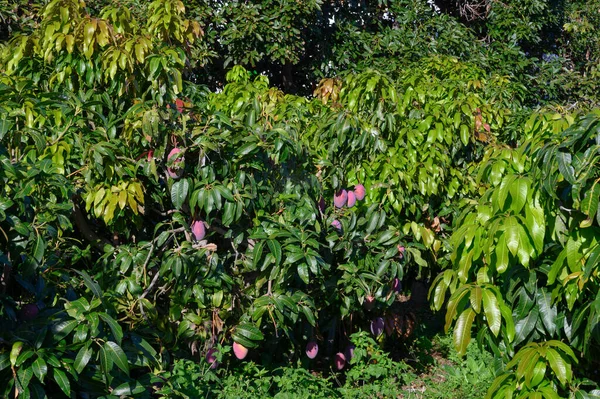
<box><xmin>233</xmin><ymin>342</ymin><xmax>248</xmax><ymax>360</ymax></box>
<box><xmin>397</xmin><ymin>245</ymin><xmax>405</xmax><ymax>259</ymax></box>
<box><xmin>167</xmin><ymin>147</ymin><xmax>184</xmax><ymax>178</ymax></box>
<box><xmin>206</xmin><ymin>348</ymin><xmax>219</xmax><ymax>369</ymax></box>
<box><xmin>334</xmin><ymin>352</ymin><xmax>346</xmax><ymax>370</ymax></box>
<box><xmin>333</xmin><ymin>189</ymin><xmax>347</xmax><ymax>208</ymax></box>
<box><xmin>371</xmin><ymin>317</ymin><xmax>385</xmax><ymax>337</ymax></box>
<box><xmin>347</xmin><ymin>190</ymin><xmax>356</xmax><ymax>207</ymax></box>
<box><xmin>306</xmin><ymin>341</ymin><xmax>319</xmax><ymax>359</ymax></box>
<box><xmin>191</xmin><ymin>219</ymin><xmax>206</xmax><ymax>241</ymax></box>
<box><xmin>331</xmin><ymin>219</ymin><xmax>342</xmax><ymax>231</ymax></box>
<box><xmin>354</xmin><ymin>184</ymin><xmax>365</xmax><ymax>201</ymax></box>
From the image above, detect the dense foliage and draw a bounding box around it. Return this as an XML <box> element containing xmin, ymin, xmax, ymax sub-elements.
<box><xmin>0</xmin><ymin>0</ymin><xmax>598</xmax><ymax>397</ymax></box>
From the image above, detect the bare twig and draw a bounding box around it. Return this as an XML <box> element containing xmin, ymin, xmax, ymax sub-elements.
<box><xmin>140</xmin><ymin>269</ymin><xmax>162</xmax><ymax>300</ymax></box>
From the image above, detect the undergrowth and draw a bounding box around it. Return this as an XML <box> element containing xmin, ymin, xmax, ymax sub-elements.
<box><xmin>155</xmin><ymin>330</ymin><xmax>496</xmax><ymax>398</ymax></box>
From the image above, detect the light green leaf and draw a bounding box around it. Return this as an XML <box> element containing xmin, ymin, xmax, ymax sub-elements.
<box><xmin>482</xmin><ymin>289</ymin><xmax>501</xmax><ymax>336</ymax></box>
<box><xmin>525</xmin><ymin>201</ymin><xmax>545</xmax><ymax>254</ymax></box>
<box><xmin>470</xmin><ymin>286</ymin><xmax>482</xmax><ymax>314</ymax></box>
<box><xmin>495</xmin><ymin>233</ymin><xmax>509</xmax><ymax>274</ymax></box>
<box><xmin>509</xmin><ymin>177</ymin><xmax>528</xmax><ymax>214</ymax></box>
<box><xmin>504</xmin><ymin>216</ymin><xmax>520</xmax><ymax>257</ymax></box>
<box><xmin>454</xmin><ymin>308</ymin><xmax>476</xmax><ymax>356</ymax></box>
<box><xmin>546</xmin><ymin>348</ymin><xmax>569</xmax><ymax>386</ymax></box>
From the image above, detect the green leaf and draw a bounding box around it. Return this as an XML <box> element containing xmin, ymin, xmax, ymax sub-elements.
<box><xmin>104</xmin><ymin>341</ymin><xmax>129</xmax><ymax>375</ymax></box>
<box><xmin>430</xmin><ymin>274</ymin><xmax>449</xmax><ymax>312</ymax></box>
<box><xmin>580</xmin><ymin>179</ymin><xmax>599</xmax><ymax>220</ymax></box>
<box><xmin>236</xmin><ymin>142</ymin><xmax>258</xmax><ymax>156</ymax></box>
<box><xmin>32</xmin><ymin>357</ymin><xmax>47</xmax><ymax>383</ymax></box>
<box><xmin>233</xmin><ymin>323</ymin><xmax>264</xmax><ymax>348</ymax></box>
<box><xmin>556</xmin><ymin>152</ymin><xmax>575</xmax><ymax>184</ymax></box>
<box><xmin>454</xmin><ymin>308</ymin><xmax>476</xmax><ymax>356</ymax></box>
<box><xmin>15</xmin><ymin>348</ymin><xmax>34</xmax><ymax>366</ymax></box>
<box><xmin>366</xmin><ymin>211</ymin><xmax>380</xmax><ymax>234</ymax></box>
<box><xmin>584</xmin><ymin>244</ymin><xmax>600</xmax><ymax>280</ymax></box>
<box><xmin>536</xmin><ymin>290</ymin><xmax>557</xmax><ymax>336</ymax></box>
<box><xmin>516</xmin><ymin>350</ymin><xmax>539</xmax><ymax>381</ymax></box>
<box><xmin>301</xmin><ymin>305</ymin><xmax>316</xmax><ymax>327</ymax></box>
<box><xmin>171</xmin><ymin>179</ymin><xmax>189</xmax><ymax>210</ymax></box>
<box><xmin>32</xmin><ymin>234</ymin><xmax>45</xmax><ymax>264</ymax></box>
<box><xmin>460</xmin><ymin>124</ymin><xmax>469</xmax><ymax>146</ymax></box>
<box><xmin>499</xmin><ymin>303</ymin><xmax>515</xmax><ymax>343</ymax></box>
<box><xmin>504</xmin><ymin>216</ymin><xmax>520</xmax><ymax>257</ymax></box>
<box><xmin>99</xmin><ymin>344</ymin><xmax>113</xmax><ymax>375</ymax></box>
<box><xmin>222</xmin><ymin>201</ymin><xmax>235</xmax><ymax>226</ymax></box>
<box><xmin>51</xmin><ymin>320</ymin><xmax>78</xmax><ymax>341</ymax></box>
<box><xmin>251</xmin><ymin>241</ymin><xmax>264</xmax><ymax>271</ymax></box>
<box><xmin>445</xmin><ymin>286</ymin><xmax>470</xmax><ymax>332</ymax></box>
<box><xmin>74</xmin><ymin>270</ymin><xmax>103</xmax><ymax>298</ymax></box>
<box><xmin>235</xmin><ymin>323</ymin><xmax>264</xmax><ymax>341</ymax></box>
<box><xmin>99</xmin><ymin>313</ymin><xmax>123</xmax><ymax>344</ymax></box>
<box><xmin>565</xmin><ymin>236</ymin><xmax>583</xmax><ymax>272</ymax></box>
<box><xmin>546</xmin><ymin>348</ymin><xmax>569</xmax><ymax>386</ymax></box>
<box><xmin>482</xmin><ymin>289</ymin><xmax>501</xmax><ymax>337</ymax></box>
<box><xmin>546</xmin><ymin>340</ymin><xmax>577</xmax><ymax>362</ymax></box>
<box><xmin>509</xmin><ymin>177</ymin><xmax>528</xmax><ymax>214</ymax></box>
<box><xmin>514</xmin><ymin>306</ymin><xmax>539</xmax><ymax>345</ymax></box>
<box><xmin>529</xmin><ymin>361</ymin><xmax>547</xmax><ymax>387</ymax></box>
<box><xmin>297</xmin><ymin>262</ymin><xmax>309</xmax><ymax>284</ymax></box>
<box><xmin>470</xmin><ymin>286</ymin><xmax>482</xmax><ymax>314</ymax></box>
<box><xmin>485</xmin><ymin>373</ymin><xmax>514</xmax><ymax>399</ymax></box>
<box><xmin>74</xmin><ymin>345</ymin><xmax>93</xmax><ymax>374</ymax></box>
<box><xmin>0</xmin><ymin>353</ymin><xmax>9</xmax><ymax>371</ymax></box>
<box><xmin>495</xmin><ymin>233</ymin><xmax>509</xmax><ymax>274</ymax></box>
<box><xmin>267</xmin><ymin>239</ymin><xmax>282</xmax><ymax>265</ymax></box>
<box><xmin>112</xmin><ymin>381</ymin><xmax>146</xmax><ymax>396</ymax></box>
<box><xmin>53</xmin><ymin>369</ymin><xmax>70</xmax><ymax>396</ymax></box>
<box><xmin>525</xmin><ymin>201</ymin><xmax>545</xmax><ymax>254</ymax></box>
<box><xmin>28</xmin><ymin>382</ymin><xmax>46</xmax><ymax>399</ymax></box>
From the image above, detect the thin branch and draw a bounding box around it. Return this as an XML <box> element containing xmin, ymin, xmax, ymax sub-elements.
<box><xmin>140</xmin><ymin>268</ymin><xmax>161</xmax><ymax>300</ymax></box>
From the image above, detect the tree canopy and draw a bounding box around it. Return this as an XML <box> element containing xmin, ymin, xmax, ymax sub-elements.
<box><xmin>0</xmin><ymin>0</ymin><xmax>599</xmax><ymax>397</ymax></box>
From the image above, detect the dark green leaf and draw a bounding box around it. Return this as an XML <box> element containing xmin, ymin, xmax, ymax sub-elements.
<box><xmin>74</xmin><ymin>270</ymin><xmax>103</xmax><ymax>298</ymax></box>
<box><xmin>74</xmin><ymin>345</ymin><xmax>93</xmax><ymax>374</ymax></box>
<box><xmin>536</xmin><ymin>290</ymin><xmax>557</xmax><ymax>336</ymax></box>
<box><xmin>32</xmin><ymin>357</ymin><xmax>47</xmax><ymax>383</ymax></box>
<box><xmin>53</xmin><ymin>369</ymin><xmax>70</xmax><ymax>396</ymax></box>
<box><xmin>171</xmin><ymin>179</ymin><xmax>189</xmax><ymax>210</ymax></box>
<box><xmin>51</xmin><ymin>320</ymin><xmax>78</xmax><ymax>341</ymax></box>
<box><xmin>104</xmin><ymin>341</ymin><xmax>129</xmax><ymax>375</ymax></box>
<box><xmin>99</xmin><ymin>313</ymin><xmax>123</xmax><ymax>344</ymax></box>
